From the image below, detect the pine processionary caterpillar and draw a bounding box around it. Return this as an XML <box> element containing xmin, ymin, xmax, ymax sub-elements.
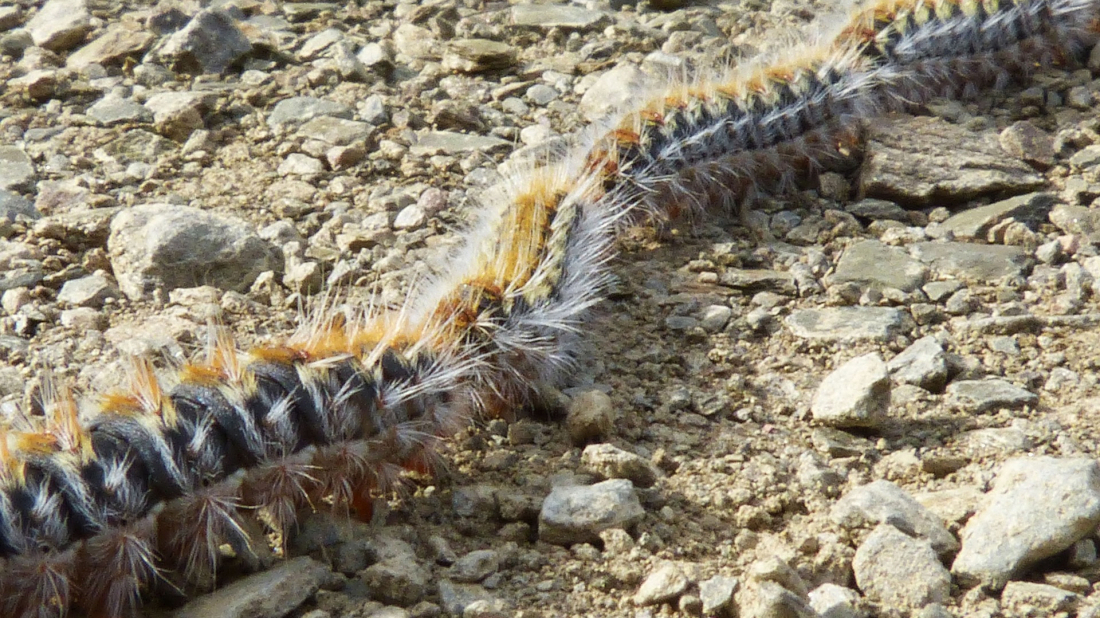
<box><xmin>1</xmin><ymin>0</ymin><xmax>1097</xmax><ymax>615</ymax></box>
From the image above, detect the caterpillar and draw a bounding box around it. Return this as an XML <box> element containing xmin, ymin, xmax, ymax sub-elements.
<box><xmin>1</xmin><ymin>0</ymin><xmax>1096</xmax><ymax>615</ymax></box>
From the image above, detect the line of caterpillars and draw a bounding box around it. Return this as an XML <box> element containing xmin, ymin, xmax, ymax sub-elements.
<box><xmin>0</xmin><ymin>0</ymin><xmax>1096</xmax><ymax>615</ymax></box>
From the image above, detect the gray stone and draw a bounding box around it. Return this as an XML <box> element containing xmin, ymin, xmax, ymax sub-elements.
<box><xmin>998</xmin><ymin>121</ymin><xmax>1055</xmax><ymax>168</ymax></box>
<box><xmin>448</xmin><ymin>550</ymin><xmax>499</xmax><ymax>583</ymax></box>
<box><xmin>144</xmin><ymin>91</ymin><xmax>213</xmax><ymax>140</ymax></box>
<box><xmin>1001</xmin><ymin>582</ymin><xmax>1079</xmax><ymax>615</ymax></box>
<box><xmin>539</xmin><ymin>479</ymin><xmax>644</xmax><ymax>545</ymax></box>
<box><xmin>845</xmin><ymin>198</ymin><xmax>909</xmax><ymax>222</ymax></box>
<box><xmin>297</xmin><ymin>116</ymin><xmax>373</xmax><ymax>146</ymax></box>
<box><xmin>581</xmin><ymin>443</ymin><xmax>659</xmax><ymax>488</ymax></box>
<box><xmin>269</xmin><ymin>96</ymin><xmax>354</xmax><ymax>127</ymax></box>
<box><xmin>96</xmin><ymin>129</ymin><xmax>176</xmax><ymax>165</ymax></box>
<box><xmin>0</xmin><ymin>7</ymin><xmax>20</xmax><ymax>31</ymax></box>
<box><xmin>282</xmin><ymin>261</ymin><xmax>322</xmax><ymax>294</ymax></box>
<box><xmin>785</xmin><ymin>307</ymin><xmax>911</xmax><ymax>343</ymax></box>
<box><xmin>923</xmin><ymin>280</ymin><xmax>963</xmax><ymax>303</ymax></box>
<box><xmin>410</xmin><ymin>131</ymin><xmax>509</xmax><ymax>155</ymax></box>
<box><xmin>510</xmin><ymin>4</ymin><xmax>608</xmax><ymax>30</ymax></box>
<box><xmin>26</xmin><ymin>0</ymin><xmax>91</xmax><ymax>51</ymax></box>
<box><xmin>719</xmin><ymin>269</ymin><xmax>797</xmax><ymax>294</ymax></box>
<box><xmin>946</xmin><ymin>379</ymin><xmax>1037</xmax><ymax>413</ymax></box>
<box><xmin>831</xmin><ymin>480</ymin><xmax>959</xmax><ymax>557</ymax></box>
<box><xmin>526</xmin><ymin>84</ymin><xmax>559</xmax><ymax>106</ymax></box>
<box><xmin>853</xmin><ymin>524</ymin><xmax>951</xmax><ymax>609</ymax></box>
<box><xmin>0</xmin><ymin>190</ymin><xmax>39</xmax><ymax>221</ymax></box>
<box><xmin>861</xmin><ymin>115</ymin><xmax>1044</xmax><ymax>205</ymax></box>
<box><xmin>699</xmin><ymin>576</ymin><xmax>739</xmax><ymax>617</ymax></box>
<box><xmin>1050</xmin><ymin>204</ymin><xmax>1100</xmax><ymax>242</ymax></box>
<box><xmin>811</xmin><ymin>353</ymin><xmax>891</xmax><ymax>428</ymax></box>
<box><xmin>808</xmin><ymin>584</ymin><xmax>862</xmax><ymax>618</ymax></box>
<box><xmin>910</xmin><ymin>242</ymin><xmax>1029</xmax><ymax>282</ymax></box>
<box><xmin>57</xmin><ymin>272</ymin><xmax>119</xmax><ymax>308</ymax></box>
<box><xmin>831</xmin><ymin>240</ymin><xmax>928</xmax><ymax>292</ymax></box>
<box><xmin>393</xmin><ymin>205</ymin><xmax>427</xmax><ymax>230</ymax></box>
<box><xmin>278</xmin><ymin>153</ymin><xmax>323</xmax><ymax>176</ymax></box>
<box><xmin>109</xmin><ymin>203</ymin><xmax>281</xmax><ymax>300</ymax></box>
<box><xmin>1070</xmin><ymin>145</ymin><xmax>1100</xmax><ymax>169</ymax></box>
<box><xmin>298</xmin><ymin>27</ymin><xmax>342</xmax><ymax>59</ymax></box>
<box><xmin>579</xmin><ymin>63</ymin><xmax>652</xmax><ymax>122</ymax></box>
<box><xmin>634</xmin><ymin>562</ymin><xmax>690</xmax><ymax>606</ymax></box>
<box><xmin>939</xmin><ymin>192</ymin><xmax>1056</xmax><ymax>240</ymax></box>
<box><xmin>887</xmin><ymin>336</ymin><xmax>949</xmax><ymax>392</ymax></box>
<box><xmin>155</xmin><ymin>9</ymin><xmax>252</xmax><ymax>74</ymax></box>
<box><xmin>700</xmin><ymin>304</ymin><xmax>732</xmax><ymax>332</ymax></box>
<box><xmin>566</xmin><ymin>389</ymin><xmax>616</xmax><ymax>446</ymax></box>
<box><xmin>87</xmin><ymin>94</ymin><xmax>153</xmax><ymax>126</ymax></box>
<box><xmin>739</xmin><ymin>581</ymin><xmax>816</xmax><ymax>618</ymax></box>
<box><xmin>172</xmin><ymin>556</ymin><xmax>331</xmax><ymax>618</ymax></box>
<box><xmin>0</xmin><ymin>146</ymin><xmax>35</xmax><ymax>192</ymax></box>
<box><xmin>438</xmin><ymin>580</ymin><xmax>497</xmax><ymax>617</ymax></box>
<box><xmin>361</xmin><ymin>556</ymin><xmax>431</xmax><ymax>606</ymax></box>
<box><xmin>67</xmin><ymin>22</ymin><xmax>155</xmax><ymax>68</ymax></box>
<box><xmin>953</xmin><ymin>457</ymin><xmax>1100</xmax><ymax>589</ymax></box>
<box><xmin>442</xmin><ymin>39</ymin><xmax>516</xmax><ymax>73</ymax></box>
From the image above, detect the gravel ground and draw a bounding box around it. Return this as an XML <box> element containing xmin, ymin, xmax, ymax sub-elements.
<box><xmin>5</xmin><ymin>1</ymin><xmax>1100</xmax><ymax>617</ymax></box>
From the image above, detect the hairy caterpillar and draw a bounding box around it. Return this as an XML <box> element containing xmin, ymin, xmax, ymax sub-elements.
<box><xmin>1</xmin><ymin>0</ymin><xmax>1096</xmax><ymax>615</ymax></box>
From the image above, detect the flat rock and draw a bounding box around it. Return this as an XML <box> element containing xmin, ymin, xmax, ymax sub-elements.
<box><xmin>1050</xmin><ymin>204</ymin><xmax>1100</xmax><ymax>242</ymax></box>
<box><xmin>448</xmin><ymin>549</ymin><xmax>499</xmax><ymax>583</ymax></box>
<box><xmin>860</xmin><ymin>115</ymin><xmax>1044</xmax><ymax>205</ymax></box>
<box><xmin>95</xmin><ymin>129</ymin><xmax>176</xmax><ymax>165</ymax></box>
<box><xmin>888</xmin><ymin>336</ymin><xmax>949</xmax><ymax>392</ymax></box>
<box><xmin>785</xmin><ymin>307</ymin><xmax>911</xmax><ymax>343</ymax></box>
<box><xmin>297</xmin><ymin>116</ymin><xmax>373</xmax><ymax>146</ymax></box>
<box><xmin>952</xmin><ymin>457</ymin><xmax>1100</xmax><ymax>589</ymax></box>
<box><xmin>539</xmin><ymin>479</ymin><xmax>644</xmax><ymax>545</ymax></box>
<box><xmin>830</xmin><ymin>240</ymin><xmax>928</xmax><ymax>292</ymax></box>
<box><xmin>269</xmin><ymin>96</ymin><xmax>353</xmax><ymax>127</ymax></box>
<box><xmin>845</xmin><ymin>198</ymin><xmax>910</xmax><ymax>222</ymax></box>
<box><xmin>946</xmin><ymin>379</ymin><xmax>1037</xmax><ymax>413</ymax></box>
<box><xmin>699</xmin><ymin>576</ymin><xmax>739</xmax><ymax>616</ymax></box>
<box><xmin>26</xmin><ymin>0</ymin><xmax>91</xmax><ymax>51</ymax></box>
<box><xmin>581</xmin><ymin>443</ymin><xmax>659</xmax><ymax>488</ymax></box>
<box><xmin>853</xmin><ymin>524</ymin><xmax>951</xmax><ymax>609</ymax></box>
<box><xmin>808</xmin><ymin>584</ymin><xmax>861</xmax><ymax>618</ymax></box>
<box><xmin>719</xmin><ymin>268</ymin><xmax>797</xmax><ymax>294</ymax></box>
<box><xmin>0</xmin><ymin>146</ymin><xmax>35</xmax><ymax>192</ymax></box>
<box><xmin>579</xmin><ymin>63</ymin><xmax>652</xmax><ymax>122</ymax></box>
<box><xmin>155</xmin><ymin>9</ymin><xmax>252</xmax><ymax>74</ymax></box>
<box><xmin>443</xmin><ymin>38</ymin><xmax>516</xmax><ymax>72</ymax></box>
<box><xmin>108</xmin><ymin>203</ymin><xmax>281</xmax><ymax>300</ymax></box>
<box><xmin>361</xmin><ymin>556</ymin><xmax>432</xmax><ymax>606</ymax></box>
<box><xmin>67</xmin><ymin>22</ymin><xmax>155</xmax><ymax>68</ymax></box>
<box><xmin>811</xmin><ymin>353</ymin><xmax>891</xmax><ymax>428</ymax></box>
<box><xmin>144</xmin><ymin>91</ymin><xmax>215</xmax><ymax>140</ymax></box>
<box><xmin>634</xmin><ymin>562</ymin><xmax>690</xmax><ymax>606</ymax></box>
<box><xmin>172</xmin><ymin>556</ymin><xmax>331</xmax><ymax>618</ymax></box>
<box><xmin>410</xmin><ymin>131</ymin><xmax>509</xmax><ymax>155</ymax></box>
<box><xmin>57</xmin><ymin>272</ymin><xmax>119</xmax><ymax>308</ymax></box>
<box><xmin>832</xmin><ymin>480</ymin><xmax>959</xmax><ymax>557</ymax></box>
<box><xmin>510</xmin><ymin>4</ymin><xmax>608</xmax><ymax>30</ymax></box>
<box><xmin>1000</xmin><ymin>582</ymin><xmax>1079</xmax><ymax>615</ymax></box>
<box><xmin>910</xmin><ymin>242</ymin><xmax>1029</xmax><ymax>282</ymax></box>
<box><xmin>939</xmin><ymin>192</ymin><xmax>1055</xmax><ymax>240</ymax></box>
<box><xmin>87</xmin><ymin>94</ymin><xmax>153</xmax><ymax>126</ymax></box>
<box><xmin>0</xmin><ymin>190</ymin><xmax>40</xmax><ymax>221</ymax></box>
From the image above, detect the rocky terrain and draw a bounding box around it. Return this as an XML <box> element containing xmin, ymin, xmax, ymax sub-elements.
<box><xmin>4</xmin><ymin>0</ymin><xmax>1100</xmax><ymax>617</ymax></box>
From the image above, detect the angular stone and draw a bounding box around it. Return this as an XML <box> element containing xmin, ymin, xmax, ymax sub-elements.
<box><xmin>108</xmin><ymin>204</ymin><xmax>281</xmax><ymax>299</ymax></box>
<box><xmin>581</xmin><ymin>443</ymin><xmax>659</xmax><ymax>488</ymax></box>
<box><xmin>27</xmin><ymin>0</ymin><xmax>91</xmax><ymax>51</ymax></box>
<box><xmin>297</xmin><ymin>116</ymin><xmax>373</xmax><ymax>146</ymax></box>
<box><xmin>1050</xmin><ymin>204</ymin><xmax>1100</xmax><ymax>243</ymax></box>
<box><xmin>634</xmin><ymin>563</ymin><xmax>690</xmax><ymax>606</ymax></box>
<box><xmin>510</xmin><ymin>4</ymin><xmax>608</xmax><ymax>30</ymax></box>
<box><xmin>811</xmin><ymin>353</ymin><xmax>891</xmax><ymax>428</ymax></box>
<box><xmin>832</xmin><ymin>480</ymin><xmax>959</xmax><ymax>557</ymax></box>
<box><xmin>910</xmin><ymin>242</ymin><xmax>1029</xmax><ymax>282</ymax></box>
<box><xmin>155</xmin><ymin>9</ymin><xmax>252</xmax><ymax>74</ymax></box>
<box><xmin>95</xmin><ymin>129</ymin><xmax>176</xmax><ymax>165</ymax></box>
<box><xmin>448</xmin><ymin>550</ymin><xmax>499</xmax><ymax>583</ymax></box>
<box><xmin>939</xmin><ymin>192</ymin><xmax>1056</xmax><ymax>240</ymax></box>
<box><xmin>57</xmin><ymin>272</ymin><xmax>120</xmax><ymax>308</ymax></box>
<box><xmin>173</xmin><ymin>557</ymin><xmax>331</xmax><ymax>618</ymax></box>
<box><xmin>0</xmin><ymin>190</ymin><xmax>39</xmax><ymax>222</ymax></box>
<box><xmin>861</xmin><ymin>115</ymin><xmax>1044</xmax><ymax>206</ymax></box>
<box><xmin>410</xmin><ymin>131</ymin><xmax>509</xmax><ymax>155</ymax></box>
<box><xmin>998</xmin><ymin>121</ymin><xmax>1055</xmax><ymax>168</ymax></box>
<box><xmin>269</xmin><ymin>96</ymin><xmax>354</xmax><ymax>127</ymax></box>
<box><xmin>67</xmin><ymin>22</ymin><xmax>155</xmax><ymax>68</ymax></box>
<box><xmin>830</xmin><ymin>240</ymin><xmax>928</xmax><ymax>292</ymax></box>
<box><xmin>442</xmin><ymin>39</ymin><xmax>516</xmax><ymax>73</ymax></box>
<box><xmin>144</xmin><ymin>91</ymin><xmax>215</xmax><ymax>140</ymax></box>
<box><xmin>539</xmin><ymin>479</ymin><xmax>644</xmax><ymax>545</ymax></box>
<box><xmin>579</xmin><ymin>63</ymin><xmax>652</xmax><ymax>122</ymax></box>
<box><xmin>0</xmin><ymin>146</ymin><xmax>35</xmax><ymax>192</ymax></box>
<box><xmin>719</xmin><ymin>269</ymin><xmax>797</xmax><ymax>294</ymax></box>
<box><xmin>786</xmin><ymin>307</ymin><xmax>911</xmax><ymax>343</ymax></box>
<box><xmin>853</xmin><ymin>524</ymin><xmax>951</xmax><ymax>609</ymax></box>
<box><xmin>699</xmin><ymin>576</ymin><xmax>739</xmax><ymax>617</ymax></box>
<box><xmin>888</xmin><ymin>336</ymin><xmax>949</xmax><ymax>392</ymax></box>
<box><xmin>87</xmin><ymin>94</ymin><xmax>153</xmax><ymax>126</ymax></box>
<box><xmin>1000</xmin><ymin>582</ymin><xmax>1079</xmax><ymax>615</ymax></box>
<box><xmin>953</xmin><ymin>457</ymin><xmax>1100</xmax><ymax>589</ymax></box>
<box><xmin>946</xmin><ymin>379</ymin><xmax>1037</xmax><ymax>413</ymax></box>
